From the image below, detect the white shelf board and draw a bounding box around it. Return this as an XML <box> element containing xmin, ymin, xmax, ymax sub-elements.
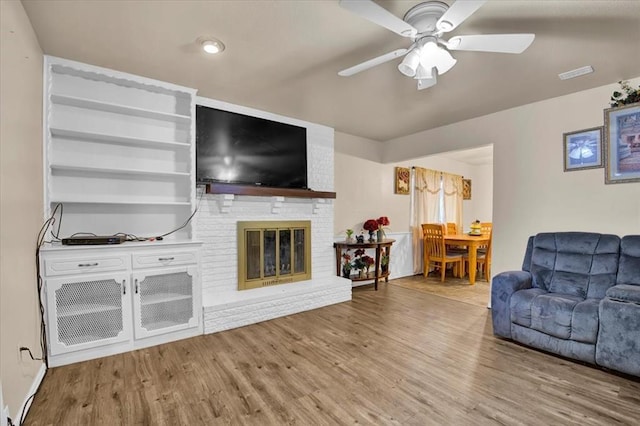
<box><xmin>58</xmin><ymin>303</ymin><xmax>121</xmax><ymax>318</ymax></box>
<box><xmin>50</xmin><ymin>127</ymin><xmax>190</xmax><ymax>149</ymax></box>
<box><xmin>50</xmin><ymin>163</ymin><xmax>190</xmax><ymax>178</ymax></box>
<box><xmin>143</xmin><ymin>320</ymin><xmax>188</xmax><ymax>332</ymax></box>
<box><xmin>50</xmin><ymin>94</ymin><xmax>191</xmax><ymax>123</ymax></box>
<box><xmin>49</xmin><ymin>198</ymin><xmax>191</xmax><ymax>206</ymax></box>
<box><xmin>141</xmin><ymin>293</ymin><xmax>192</xmax><ymax>306</ymax></box>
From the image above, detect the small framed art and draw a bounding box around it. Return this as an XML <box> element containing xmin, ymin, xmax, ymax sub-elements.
<box><xmin>563</xmin><ymin>126</ymin><xmax>603</xmax><ymax>171</ymax></box>
<box><xmin>462</xmin><ymin>179</ymin><xmax>471</xmax><ymax>200</ymax></box>
<box><xmin>395</xmin><ymin>167</ymin><xmax>410</xmax><ymax>194</ymax></box>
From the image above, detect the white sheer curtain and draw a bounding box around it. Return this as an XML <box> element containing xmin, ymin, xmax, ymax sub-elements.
<box><xmin>410</xmin><ymin>167</ymin><xmax>441</xmax><ymax>274</ymax></box>
<box><xmin>442</xmin><ymin>172</ymin><xmax>463</xmax><ymax>233</ymax></box>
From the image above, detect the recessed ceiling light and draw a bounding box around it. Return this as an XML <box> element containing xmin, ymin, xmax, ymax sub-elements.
<box><xmin>199</xmin><ymin>37</ymin><xmax>225</xmax><ymax>54</ymax></box>
<box><xmin>558</xmin><ymin>65</ymin><xmax>593</xmax><ymax>80</ymax></box>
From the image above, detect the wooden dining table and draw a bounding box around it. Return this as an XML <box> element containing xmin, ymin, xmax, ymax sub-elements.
<box><xmin>444</xmin><ymin>234</ymin><xmax>491</xmax><ymax>284</ymax></box>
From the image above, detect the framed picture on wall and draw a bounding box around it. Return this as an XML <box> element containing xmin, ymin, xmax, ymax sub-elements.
<box><xmin>603</xmin><ymin>103</ymin><xmax>640</xmax><ymax>184</ymax></box>
<box><xmin>562</xmin><ymin>126</ymin><xmax>603</xmax><ymax>171</ymax></box>
<box><xmin>395</xmin><ymin>167</ymin><xmax>410</xmax><ymax>194</ymax></box>
<box><xmin>462</xmin><ymin>179</ymin><xmax>471</xmax><ymax>200</ymax></box>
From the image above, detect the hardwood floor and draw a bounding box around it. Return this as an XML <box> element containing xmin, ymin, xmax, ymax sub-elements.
<box><xmin>26</xmin><ymin>284</ymin><xmax>639</xmax><ymax>425</ymax></box>
<box><xmin>389</xmin><ymin>273</ymin><xmax>490</xmax><ymax>307</ymax></box>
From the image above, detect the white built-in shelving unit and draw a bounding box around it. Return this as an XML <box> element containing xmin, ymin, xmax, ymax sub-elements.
<box><xmin>41</xmin><ymin>57</ymin><xmax>203</xmax><ymax>367</ymax></box>
<box><xmin>44</xmin><ymin>56</ymin><xmax>197</xmax><ymax>239</ymax></box>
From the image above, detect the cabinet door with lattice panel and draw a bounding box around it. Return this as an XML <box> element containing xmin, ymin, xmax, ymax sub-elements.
<box><xmin>44</xmin><ymin>272</ymin><xmax>132</xmax><ymax>356</ymax></box>
<box><xmin>131</xmin><ymin>266</ymin><xmax>199</xmax><ymax>339</ymax></box>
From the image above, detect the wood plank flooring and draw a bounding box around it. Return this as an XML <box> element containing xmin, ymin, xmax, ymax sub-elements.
<box><xmin>25</xmin><ymin>283</ymin><xmax>639</xmax><ymax>425</ymax></box>
<box><xmin>389</xmin><ymin>272</ymin><xmax>491</xmax><ymax>307</ymax></box>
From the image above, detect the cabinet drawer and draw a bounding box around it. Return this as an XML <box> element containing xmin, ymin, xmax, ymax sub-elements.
<box><xmin>132</xmin><ymin>251</ymin><xmax>197</xmax><ymax>269</ymax></box>
<box><xmin>44</xmin><ymin>255</ymin><xmax>129</xmax><ymax>277</ymax></box>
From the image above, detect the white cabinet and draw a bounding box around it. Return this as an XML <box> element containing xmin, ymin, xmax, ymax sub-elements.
<box><xmin>45</xmin><ymin>272</ymin><xmax>132</xmax><ymax>356</ymax></box>
<box><xmin>40</xmin><ymin>242</ymin><xmax>202</xmax><ymax>367</ymax></box>
<box><xmin>43</xmin><ymin>56</ymin><xmax>197</xmax><ymax>240</ymax></box>
<box><xmin>132</xmin><ymin>266</ymin><xmax>199</xmax><ymax>339</ymax></box>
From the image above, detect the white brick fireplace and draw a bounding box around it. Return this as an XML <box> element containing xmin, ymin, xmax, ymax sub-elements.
<box><xmin>194</xmin><ymin>98</ymin><xmax>352</xmax><ymax>334</ymax></box>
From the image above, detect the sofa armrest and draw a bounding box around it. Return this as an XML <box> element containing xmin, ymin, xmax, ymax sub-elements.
<box><xmin>605</xmin><ymin>284</ymin><xmax>640</xmax><ymax>304</ymax></box>
<box><xmin>493</xmin><ymin>271</ymin><xmax>533</xmax><ymax>295</ymax></box>
<box><xmin>491</xmin><ymin>271</ymin><xmax>533</xmax><ymax>339</ymax></box>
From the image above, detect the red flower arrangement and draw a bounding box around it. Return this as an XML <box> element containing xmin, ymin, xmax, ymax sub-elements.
<box><xmin>362</xmin><ymin>255</ymin><xmax>375</xmax><ymax>269</ymax></box>
<box><xmin>363</xmin><ymin>219</ymin><xmax>379</xmax><ymax>231</ymax></box>
<box><xmin>377</xmin><ymin>216</ymin><xmax>390</xmax><ymax>227</ymax></box>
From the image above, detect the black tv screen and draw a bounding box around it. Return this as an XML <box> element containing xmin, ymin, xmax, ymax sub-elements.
<box><xmin>196</xmin><ymin>105</ymin><xmax>308</xmax><ymax>189</ymax></box>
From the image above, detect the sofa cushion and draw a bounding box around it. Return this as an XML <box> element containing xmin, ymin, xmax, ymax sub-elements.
<box><xmin>570</xmin><ymin>299</ymin><xmax>600</xmax><ymax>344</ymax></box>
<box><xmin>530</xmin><ymin>293</ymin><xmax>583</xmax><ymax>339</ymax></box>
<box><xmin>529</xmin><ymin>232</ymin><xmax>620</xmax><ymax>298</ymax></box>
<box><xmin>617</xmin><ymin>235</ymin><xmax>640</xmax><ymax>286</ymax></box>
<box><xmin>510</xmin><ymin>288</ymin><xmax>547</xmax><ymax>327</ymax></box>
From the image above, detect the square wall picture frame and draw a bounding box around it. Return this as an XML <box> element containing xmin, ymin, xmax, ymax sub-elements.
<box><xmin>604</xmin><ymin>103</ymin><xmax>640</xmax><ymax>184</ymax></box>
<box><xmin>563</xmin><ymin>126</ymin><xmax>603</xmax><ymax>171</ymax></box>
<box><xmin>395</xmin><ymin>167</ymin><xmax>410</xmax><ymax>194</ymax></box>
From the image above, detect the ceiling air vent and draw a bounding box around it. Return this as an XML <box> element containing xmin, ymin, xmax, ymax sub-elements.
<box><xmin>558</xmin><ymin>65</ymin><xmax>594</xmax><ymax>80</ymax></box>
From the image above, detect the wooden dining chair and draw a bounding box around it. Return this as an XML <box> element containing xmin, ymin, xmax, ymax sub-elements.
<box><xmin>463</xmin><ymin>229</ymin><xmax>492</xmax><ymax>281</ymax></box>
<box><xmin>422</xmin><ymin>223</ymin><xmax>463</xmax><ymax>282</ymax></box>
<box><xmin>478</xmin><ymin>222</ymin><xmax>492</xmax><ymax>254</ymax></box>
<box><xmin>445</xmin><ymin>222</ymin><xmax>467</xmax><ymax>254</ymax></box>
<box><xmin>480</xmin><ymin>222</ymin><xmax>492</xmax><ymax>236</ymax></box>
<box><xmin>446</xmin><ymin>222</ymin><xmax>457</xmax><ymax>235</ymax></box>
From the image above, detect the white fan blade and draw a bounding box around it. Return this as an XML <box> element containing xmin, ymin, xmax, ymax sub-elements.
<box><xmin>338</xmin><ymin>48</ymin><xmax>408</xmax><ymax>76</ymax></box>
<box><xmin>436</xmin><ymin>0</ymin><xmax>487</xmax><ymax>33</ymax></box>
<box><xmin>340</xmin><ymin>0</ymin><xmax>417</xmax><ymax>38</ymax></box>
<box><xmin>417</xmin><ymin>75</ymin><xmax>437</xmax><ymax>91</ymax></box>
<box><xmin>448</xmin><ymin>34</ymin><xmax>535</xmax><ymax>53</ymax></box>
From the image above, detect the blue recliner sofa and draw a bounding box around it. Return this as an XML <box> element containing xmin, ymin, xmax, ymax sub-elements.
<box><xmin>491</xmin><ymin>232</ymin><xmax>640</xmax><ymax>377</ymax></box>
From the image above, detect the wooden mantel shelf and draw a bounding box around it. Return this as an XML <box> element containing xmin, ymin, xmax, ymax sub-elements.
<box><xmin>204</xmin><ymin>183</ymin><xmax>336</xmax><ymax>199</ymax></box>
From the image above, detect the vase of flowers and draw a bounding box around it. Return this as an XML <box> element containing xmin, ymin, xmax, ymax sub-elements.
<box><xmin>353</xmin><ymin>248</ymin><xmax>370</xmax><ymax>277</ymax></box>
<box><xmin>341</xmin><ymin>251</ymin><xmax>352</xmax><ymax>278</ymax></box>
<box><xmin>362</xmin><ymin>255</ymin><xmax>375</xmax><ymax>275</ymax></box>
<box><xmin>363</xmin><ymin>219</ymin><xmax>379</xmax><ymax>242</ymax></box>
<box><xmin>376</xmin><ymin>216</ymin><xmax>390</xmax><ymax>242</ymax></box>
<box><xmin>380</xmin><ymin>247</ymin><xmax>390</xmax><ymax>274</ymax></box>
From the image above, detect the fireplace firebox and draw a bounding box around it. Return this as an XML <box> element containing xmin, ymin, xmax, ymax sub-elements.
<box><xmin>237</xmin><ymin>221</ymin><xmax>311</xmax><ymax>290</ymax></box>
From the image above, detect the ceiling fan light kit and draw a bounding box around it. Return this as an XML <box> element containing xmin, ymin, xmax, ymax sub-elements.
<box><xmin>398</xmin><ymin>49</ymin><xmax>421</xmax><ymax>77</ymax></box>
<box><xmin>339</xmin><ymin>0</ymin><xmax>535</xmax><ymax>90</ymax></box>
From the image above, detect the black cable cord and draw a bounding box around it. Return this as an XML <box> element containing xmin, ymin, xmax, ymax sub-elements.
<box><xmin>34</xmin><ymin>204</ymin><xmax>62</xmax><ymax>369</ymax></box>
<box><xmin>18</xmin><ymin>391</ymin><xmax>37</xmax><ymax>425</ymax></box>
<box><xmin>19</xmin><ymin>347</ymin><xmax>44</xmax><ymax>361</ymax></box>
<box><xmin>157</xmin><ymin>186</ymin><xmax>205</xmax><ymax>238</ymax></box>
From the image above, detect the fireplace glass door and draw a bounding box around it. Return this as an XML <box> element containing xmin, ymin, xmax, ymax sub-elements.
<box><xmin>238</xmin><ymin>221</ymin><xmax>311</xmax><ymax>290</ymax></box>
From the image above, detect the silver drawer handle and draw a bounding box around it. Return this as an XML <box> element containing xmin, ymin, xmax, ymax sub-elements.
<box><xmin>158</xmin><ymin>257</ymin><xmax>174</xmax><ymax>261</ymax></box>
<box><xmin>78</xmin><ymin>262</ymin><xmax>98</xmax><ymax>267</ymax></box>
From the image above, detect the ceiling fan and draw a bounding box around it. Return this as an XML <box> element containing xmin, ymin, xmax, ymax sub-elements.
<box><xmin>338</xmin><ymin>0</ymin><xmax>535</xmax><ymax>90</ymax></box>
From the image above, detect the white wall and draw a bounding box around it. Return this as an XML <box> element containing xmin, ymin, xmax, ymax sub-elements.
<box><xmin>0</xmin><ymin>0</ymin><xmax>45</xmax><ymax>418</ymax></box>
<box><xmin>383</xmin><ymin>77</ymin><xmax>640</xmax><ymax>277</ymax></box>
<box><xmin>334</xmin><ymin>131</ymin><xmax>493</xmax><ymax>235</ymax></box>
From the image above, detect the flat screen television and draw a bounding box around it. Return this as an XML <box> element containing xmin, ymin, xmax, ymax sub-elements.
<box><xmin>196</xmin><ymin>105</ymin><xmax>308</xmax><ymax>189</ymax></box>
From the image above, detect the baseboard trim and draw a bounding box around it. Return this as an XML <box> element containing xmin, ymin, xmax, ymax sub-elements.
<box><xmin>14</xmin><ymin>363</ymin><xmax>46</xmax><ymax>424</ymax></box>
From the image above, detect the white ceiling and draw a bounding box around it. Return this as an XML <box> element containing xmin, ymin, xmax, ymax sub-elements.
<box><xmin>21</xmin><ymin>0</ymin><xmax>640</xmax><ymax>142</ymax></box>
